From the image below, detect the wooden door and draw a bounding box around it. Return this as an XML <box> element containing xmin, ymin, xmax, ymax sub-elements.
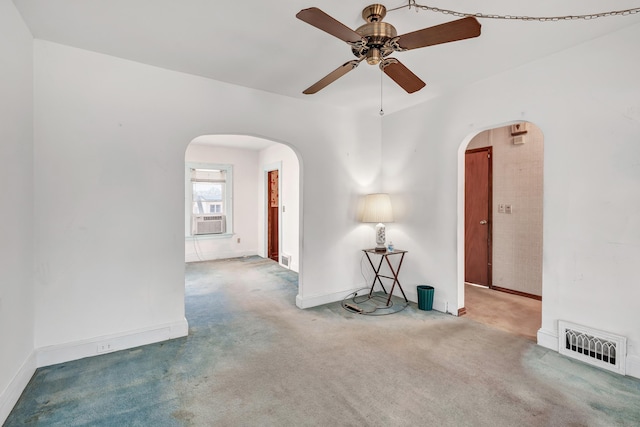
<box><xmin>465</xmin><ymin>147</ymin><xmax>492</xmax><ymax>286</ymax></box>
<box><xmin>267</xmin><ymin>170</ymin><xmax>279</xmax><ymax>262</ymax></box>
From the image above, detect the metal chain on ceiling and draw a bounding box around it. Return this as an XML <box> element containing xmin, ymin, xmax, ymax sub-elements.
<box><xmin>389</xmin><ymin>0</ymin><xmax>640</xmax><ymax>21</ymax></box>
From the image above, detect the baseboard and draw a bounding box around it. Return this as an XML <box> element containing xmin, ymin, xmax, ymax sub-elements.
<box><xmin>296</xmin><ymin>283</ymin><xmax>413</xmax><ymax>309</ymax></box>
<box><xmin>296</xmin><ymin>284</ymin><xmax>408</xmax><ymax>309</ymax></box>
<box><xmin>432</xmin><ymin>299</ymin><xmax>449</xmax><ymax>314</ymax></box>
<box><xmin>36</xmin><ymin>318</ymin><xmax>189</xmax><ymax>367</ymax></box>
<box><xmin>185</xmin><ymin>250</ymin><xmax>257</xmax><ymax>263</ymax></box>
<box><xmin>296</xmin><ymin>287</ymin><xmax>364</xmax><ymax>309</ymax></box>
<box><xmin>625</xmin><ymin>355</ymin><xmax>640</xmax><ymax>380</ymax></box>
<box><xmin>491</xmin><ymin>285</ymin><xmax>542</xmax><ymax>301</ymax></box>
<box><xmin>537</xmin><ymin>327</ymin><xmax>558</xmax><ymax>351</ymax></box>
<box><xmin>537</xmin><ymin>327</ymin><xmax>640</xmax><ymax>380</ymax></box>
<box><xmin>296</xmin><ymin>285</ymin><xmax>451</xmax><ymax>314</ymax></box>
<box><xmin>288</xmin><ymin>261</ymin><xmax>299</xmax><ymax>273</ymax></box>
<box><xmin>404</xmin><ymin>285</ymin><xmax>451</xmax><ymax>314</ymax></box>
<box><xmin>0</xmin><ymin>350</ymin><xmax>36</xmax><ymax>425</ymax></box>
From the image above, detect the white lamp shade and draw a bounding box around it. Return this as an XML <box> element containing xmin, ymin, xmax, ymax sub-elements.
<box><xmin>361</xmin><ymin>193</ymin><xmax>394</xmax><ymax>223</ymax></box>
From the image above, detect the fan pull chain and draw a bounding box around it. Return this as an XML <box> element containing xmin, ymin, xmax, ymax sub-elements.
<box><xmin>379</xmin><ymin>69</ymin><xmax>384</xmax><ymax>116</ymax></box>
<box><xmin>379</xmin><ymin>69</ymin><xmax>384</xmax><ymax>149</ymax></box>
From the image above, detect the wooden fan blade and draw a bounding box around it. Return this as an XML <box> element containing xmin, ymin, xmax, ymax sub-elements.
<box><xmin>397</xmin><ymin>16</ymin><xmax>481</xmax><ymax>50</ymax></box>
<box><xmin>382</xmin><ymin>59</ymin><xmax>426</xmax><ymax>94</ymax></box>
<box><xmin>303</xmin><ymin>59</ymin><xmax>362</xmax><ymax>94</ymax></box>
<box><xmin>296</xmin><ymin>7</ymin><xmax>363</xmax><ymax>43</ymax></box>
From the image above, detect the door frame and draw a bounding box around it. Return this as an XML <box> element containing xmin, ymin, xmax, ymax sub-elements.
<box><xmin>267</xmin><ymin>169</ymin><xmax>279</xmax><ymax>262</ymax></box>
<box><xmin>263</xmin><ymin>161</ymin><xmax>282</xmax><ymax>265</ymax></box>
<box><xmin>464</xmin><ymin>146</ymin><xmax>493</xmax><ymax>288</ymax></box>
<box><xmin>457</xmin><ymin>121</ymin><xmax>545</xmax><ymax>343</ymax></box>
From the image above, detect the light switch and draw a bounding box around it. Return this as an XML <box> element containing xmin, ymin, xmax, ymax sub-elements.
<box><xmin>498</xmin><ymin>204</ymin><xmax>505</xmax><ymax>213</ymax></box>
<box><xmin>505</xmin><ymin>204</ymin><xmax>512</xmax><ymax>214</ymax></box>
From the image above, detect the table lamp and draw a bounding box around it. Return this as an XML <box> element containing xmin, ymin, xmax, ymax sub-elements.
<box><xmin>362</xmin><ymin>193</ymin><xmax>394</xmax><ymax>252</ymax></box>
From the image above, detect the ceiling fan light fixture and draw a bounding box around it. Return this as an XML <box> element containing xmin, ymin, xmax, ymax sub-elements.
<box><xmin>362</xmin><ymin>4</ymin><xmax>387</xmax><ymax>23</ymax></box>
<box><xmin>296</xmin><ymin>4</ymin><xmax>481</xmax><ymax>94</ymax></box>
<box><xmin>355</xmin><ymin>22</ymin><xmax>397</xmax><ymax>46</ymax></box>
<box><xmin>366</xmin><ymin>48</ymin><xmax>382</xmax><ymax>65</ymax></box>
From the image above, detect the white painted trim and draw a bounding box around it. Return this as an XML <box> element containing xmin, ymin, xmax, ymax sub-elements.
<box><xmin>185</xmin><ymin>162</ymin><xmax>234</xmax><ymax>237</ymax></box>
<box><xmin>456</xmin><ymin>122</ymin><xmax>545</xmax><ymax>315</ymax></box>
<box><xmin>433</xmin><ymin>301</ymin><xmax>449</xmax><ymax>315</ymax></box>
<box><xmin>626</xmin><ymin>355</ymin><xmax>640</xmax><ymax>380</ymax></box>
<box><xmin>36</xmin><ymin>318</ymin><xmax>189</xmax><ymax>367</ymax></box>
<box><xmin>184</xmin><ymin>233</ymin><xmax>234</xmax><ymax>241</ymax></box>
<box><xmin>404</xmin><ymin>286</ymin><xmax>451</xmax><ymax>315</ymax></box>
<box><xmin>537</xmin><ymin>328</ymin><xmax>559</xmax><ymax>351</ymax></box>
<box><xmin>0</xmin><ymin>351</ymin><xmax>36</xmax><ymax>425</ymax></box>
<box><xmin>296</xmin><ymin>286</ymin><xmax>367</xmax><ymax>309</ymax></box>
<box><xmin>295</xmin><ymin>285</ymin><xmax>452</xmax><ymax>314</ymax></box>
<box><xmin>185</xmin><ymin>249</ymin><xmax>258</xmax><ymax>263</ymax></box>
<box><xmin>538</xmin><ymin>327</ymin><xmax>640</xmax><ymax>380</ymax></box>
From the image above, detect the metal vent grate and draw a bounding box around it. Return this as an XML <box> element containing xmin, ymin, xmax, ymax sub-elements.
<box><xmin>281</xmin><ymin>254</ymin><xmax>291</xmax><ymax>269</ymax></box>
<box><xmin>558</xmin><ymin>321</ymin><xmax>626</xmax><ymax>375</ymax></box>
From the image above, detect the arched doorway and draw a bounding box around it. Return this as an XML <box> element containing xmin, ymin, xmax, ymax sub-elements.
<box><xmin>183</xmin><ymin>134</ymin><xmax>302</xmax><ymax>292</ymax></box>
<box><xmin>459</xmin><ymin>122</ymin><xmax>544</xmax><ymax>341</ymax></box>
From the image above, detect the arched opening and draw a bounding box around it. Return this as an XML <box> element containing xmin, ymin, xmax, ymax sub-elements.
<box><xmin>183</xmin><ymin>134</ymin><xmax>303</xmax><ymax>303</ymax></box>
<box><xmin>458</xmin><ymin>122</ymin><xmax>544</xmax><ymax>341</ymax></box>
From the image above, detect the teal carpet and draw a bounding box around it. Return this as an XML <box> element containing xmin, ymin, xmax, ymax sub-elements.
<box><xmin>5</xmin><ymin>257</ymin><xmax>297</xmax><ymax>426</ymax></box>
<box><xmin>5</xmin><ymin>256</ymin><xmax>640</xmax><ymax>426</ymax></box>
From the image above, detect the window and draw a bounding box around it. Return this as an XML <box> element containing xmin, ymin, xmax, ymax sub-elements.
<box><xmin>186</xmin><ymin>163</ymin><xmax>233</xmax><ymax>237</ymax></box>
<box><xmin>191</xmin><ymin>169</ymin><xmax>226</xmax><ymax>215</ymax></box>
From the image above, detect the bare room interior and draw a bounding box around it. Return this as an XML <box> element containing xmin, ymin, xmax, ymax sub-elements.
<box><xmin>2</xmin><ymin>1</ymin><xmax>640</xmax><ymax>425</ymax></box>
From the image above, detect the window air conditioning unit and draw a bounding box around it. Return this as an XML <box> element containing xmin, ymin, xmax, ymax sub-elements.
<box><xmin>192</xmin><ymin>214</ymin><xmax>226</xmax><ymax>235</ymax></box>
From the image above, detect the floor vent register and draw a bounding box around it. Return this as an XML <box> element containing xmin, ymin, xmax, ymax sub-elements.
<box><xmin>559</xmin><ymin>320</ymin><xmax>626</xmax><ymax>375</ymax></box>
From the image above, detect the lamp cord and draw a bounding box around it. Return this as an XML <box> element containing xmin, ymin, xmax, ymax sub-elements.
<box><xmin>340</xmin><ymin>254</ymin><xmax>409</xmax><ymax>316</ymax></box>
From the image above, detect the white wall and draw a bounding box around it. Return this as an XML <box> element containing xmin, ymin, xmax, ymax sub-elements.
<box><xmin>382</xmin><ymin>22</ymin><xmax>640</xmax><ymax>377</ymax></box>
<box><xmin>258</xmin><ymin>144</ymin><xmax>300</xmax><ymax>272</ymax></box>
<box><xmin>32</xmin><ymin>40</ymin><xmax>381</xmax><ymax>362</ymax></box>
<box><xmin>185</xmin><ymin>143</ymin><xmax>260</xmax><ymax>262</ymax></box>
<box><xmin>0</xmin><ymin>0</ymin><xmax>35</xmax><ymax>422</ymax></box>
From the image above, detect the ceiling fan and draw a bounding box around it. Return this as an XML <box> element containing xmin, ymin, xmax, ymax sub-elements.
<box><xmin>296</xmin><ymin>4</ymin><xmax>481</xmax><ymax>94</ymax></box>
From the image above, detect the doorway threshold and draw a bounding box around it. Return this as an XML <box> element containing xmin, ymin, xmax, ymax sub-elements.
<box><xmin>465</xmin><ymin>282</ymin><xmax>489</xmax><ymax>288</ymax></box>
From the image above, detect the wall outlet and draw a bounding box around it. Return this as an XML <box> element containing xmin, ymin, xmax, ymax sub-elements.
<box><xmin>97</xmin><ymin>343</ymin><xmax>113</xmax><ymax>353</ymax></box>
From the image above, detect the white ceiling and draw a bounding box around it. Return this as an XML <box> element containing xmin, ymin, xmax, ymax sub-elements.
<box><xmin>13</xmin><ymin>0</ymin><xmax>640</xmax><ymax>116</ymax></box>
<box><xmin>190</xmin><ymin>135</ymin><xmax>276</xmax><ymax>151</ymax></box>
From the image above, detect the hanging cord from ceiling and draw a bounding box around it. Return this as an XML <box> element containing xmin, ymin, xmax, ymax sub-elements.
<box><xmin>388</xmin><ymin>0</ymin><xmax>640</xmax><ymax>21</ymax></box>
<box><xmin>379</xmin><ymin>68</ymin><xmax>384</xmax><ymax>117</ymax></box>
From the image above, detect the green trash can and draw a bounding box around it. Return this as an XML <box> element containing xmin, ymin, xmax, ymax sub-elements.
<box><xmin>417</xmin><ymin>285</ymin><xmax>434</xmax><ymax>311</ymax></box>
